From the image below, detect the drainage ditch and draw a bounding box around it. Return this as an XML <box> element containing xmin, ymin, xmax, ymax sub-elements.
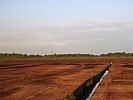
<box><xmin>67</xmin><ymin>62</ymin><xmax>112</xmax><ymax>100</ymax></box>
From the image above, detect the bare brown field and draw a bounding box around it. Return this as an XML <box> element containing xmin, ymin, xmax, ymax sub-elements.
<box><xmin>0</xmin><ymin>57</ymin><xmax>133</xmax><ymax>100</ymax></box>
<box><xmin>91</xmin><ymin>57</ymin><xmax>133</xmax><ymax>100</ymax></box>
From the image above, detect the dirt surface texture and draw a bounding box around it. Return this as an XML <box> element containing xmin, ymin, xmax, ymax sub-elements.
<box><xmin>0</xmin><ymin>57</ymin><xmax>133</xmax><ymax>100</ymax></box>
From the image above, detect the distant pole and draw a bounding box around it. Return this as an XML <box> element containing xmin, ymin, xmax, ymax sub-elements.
<box><xmin>52</xmin><ymin>49</ymin><xmax>54</xmax><ymax>55</ymax></box>
<box><xmin>91</xmin><ymin>49</ymin><xmax>93</xmax><ymax>55</ymax></box>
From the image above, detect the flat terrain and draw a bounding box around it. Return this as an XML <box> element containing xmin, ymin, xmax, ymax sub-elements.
<box><xmin>91</xmin><ymin>57</ymin><xmax>133</xmax><ymax>100</ymax></box>
<box><xmin>0</xmin><ymin>57</ymin><xmax>132</xmax><ymax>100</ymax></box>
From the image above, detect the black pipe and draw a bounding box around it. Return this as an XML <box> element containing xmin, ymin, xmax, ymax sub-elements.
<box><xmin>68</xmin><ymin>62</ymin><xmax>112</xmax><ymax>100</ymax></box>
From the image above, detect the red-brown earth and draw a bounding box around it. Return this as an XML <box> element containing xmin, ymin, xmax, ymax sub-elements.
<box><xmin>0</xmin><ymin>57</ymin><xmax>132</xmax><ymax>100</ymax></box>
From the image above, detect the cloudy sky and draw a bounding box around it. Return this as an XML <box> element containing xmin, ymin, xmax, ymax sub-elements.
<box><xmin>0</xmin><ymin>0</ymin><xmax>133</xmax><ymax>55</ymax></box>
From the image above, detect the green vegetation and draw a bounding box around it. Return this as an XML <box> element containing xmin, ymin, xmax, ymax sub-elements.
<box><xmin>0</xmin><ymin>52</ymin><xmax>133</xmax><ymax>59</ymax></box>
<box><xmin>0</xmin><ymin>53</ymin><xmax>43</xmax><ymax>59</ymax></box>
<box><xmin>100</xmin><ymin>52</ymin><xmax>133</xmax><ymax>57</ymax></box>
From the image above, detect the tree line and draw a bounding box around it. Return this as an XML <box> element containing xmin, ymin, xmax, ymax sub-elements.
<box><xmin>0</xmin><ymin>52</ymin><xmax>133</xmax><ymax>59</ymax></box>
<box><xmin>0</xmin><ymin>53</ymin><xmax>43</xmax><ymax>59</ymax></box>
<box><xmin>100</xmin><ymin>52</ymin><xmax>133</xmax><ymax>57</ymax></box>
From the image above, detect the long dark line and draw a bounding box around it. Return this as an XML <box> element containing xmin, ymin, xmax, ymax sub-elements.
<box><xmin>68</xmin><ymin>62</ymin><xmax>112</xmax><ymax>100</ymax></box>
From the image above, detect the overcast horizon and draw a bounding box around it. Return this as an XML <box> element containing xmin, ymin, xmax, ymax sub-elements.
<box><xmin>0</xmin><ymin>0</ymin><xmax>133</xmax><ymax>55</ymax></box>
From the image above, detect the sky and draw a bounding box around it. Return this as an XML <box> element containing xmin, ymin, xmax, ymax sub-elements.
<box><xmin>0</xmin><ymin>0</ymin><xmax>133</xmax><ymax>55</ymax></box>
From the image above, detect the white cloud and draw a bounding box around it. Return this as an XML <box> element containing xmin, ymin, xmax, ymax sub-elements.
<box><xmin>0</xmin><ymin>21</ymin><xmax>133</xmax><ymax>54</ymax></box>
<box><xmin>72</xmin><ymin>20</ymin><xmax>98</xmax><ymax>26</ymax></box>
